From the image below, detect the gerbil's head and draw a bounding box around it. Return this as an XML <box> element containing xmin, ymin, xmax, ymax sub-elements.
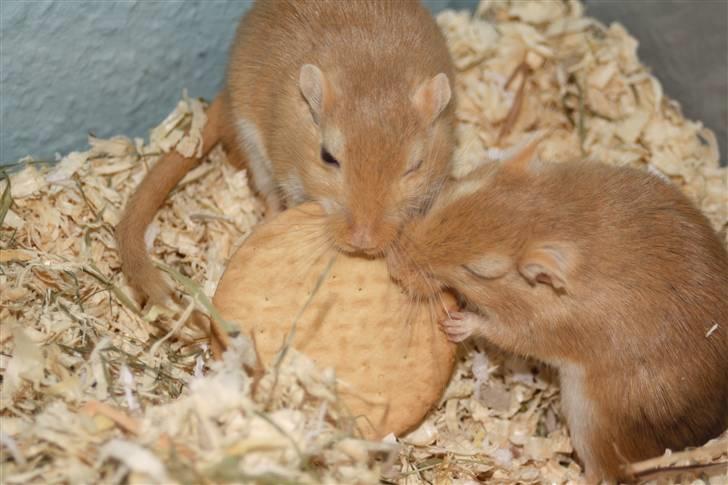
<box><xmin>298</xmin><ymin>64</ymin><xmax>454</xmax><ymax>256</ymax></box>
<box><xmin>385</xmin><ymin>167</ymin><xmax>506</xmax><ymax>300</ymax></box>
<box><xmin>386</xmin><ymin>146</ymin><xmax>579</xmax><ymax>300</ymax></box>
<box><xmin>388</xmin><ymin>209</ymin><xmax>579</xmax><ymax>301</ymax></box>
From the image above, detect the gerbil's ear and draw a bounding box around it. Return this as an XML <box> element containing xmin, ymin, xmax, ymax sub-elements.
<box><xmin>299</xmin><ymin>64</ymin><xmax>329</xmax><ymax>125</ymax></box>
<box><xmin>464</xmin><ymin>254</ymin><xmax>512</xmax><ymax>279</ymax></box>
<box><xmin>518</xmin><ymin>242</ymin><xmax>576</xmax><ymax>292</ymax></box>
<box><xmin>501</xmin><ymin>130</ymin><xmax>548</xmax><ymax>176</ymax></box>
<box><xmin>413</xmin><ymin>73</ymin><xmax>452</xmax><ymax>124</ymax></box>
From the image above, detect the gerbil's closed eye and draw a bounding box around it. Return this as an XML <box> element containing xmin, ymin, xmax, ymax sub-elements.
<box><xmin>464</xmin><ymin>254</ymin><xmax>512</xmax><ymax>279</ymax></box>
<box><xmin>320</xmin><ymin>147</ymin><xmax>340</xmax><ymax>168</ymax></box>
<box><xmin>404</xmin><ymin>159</ymin><xmax>423</xmax><ymax>176</ymax></box>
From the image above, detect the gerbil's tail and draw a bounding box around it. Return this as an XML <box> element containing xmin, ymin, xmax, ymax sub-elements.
<box><xmin>116</xmin><ymin>94</ymin><xmax>225</xmax><ymax>306</ymax></box>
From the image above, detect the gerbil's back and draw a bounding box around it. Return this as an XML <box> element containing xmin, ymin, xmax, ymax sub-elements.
<box><xmin>227</xmin><ymin>0</ymin><xmax>452</xmax><ymax>113</ymax></box>
<box><xmin>533</xmin><ymin>162</ymin><xmax>727</xmax><ymax>280</ymax></box>
<box><xmin>533</xmin><ymin>162</ymin><xmax>728</xmax><ymax>350</ymax></box>
<box><xmin>528</xmin><ymin>162</ymin><xmax>728</xmax><ymax>462</ymax></box>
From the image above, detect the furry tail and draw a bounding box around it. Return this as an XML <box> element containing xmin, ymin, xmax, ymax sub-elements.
<box><xmin>116</xmin><ymin>94</ymin><xmax>225</xmax><ymax>306</ymax></box>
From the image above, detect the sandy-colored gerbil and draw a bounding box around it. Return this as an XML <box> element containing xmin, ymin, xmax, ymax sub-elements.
<box><xmin>116</xmin><ymin>0</ymin><xmax>455</xmax><ymax>305</ymax></box>
<box><xmin>386</xmin><ymin>151</ymin><xmax>728</xmax><ymax>482</ymax></box>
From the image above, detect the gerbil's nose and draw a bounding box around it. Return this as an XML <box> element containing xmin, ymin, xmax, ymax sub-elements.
<box><xmin>349</xmin><ymin>225</ymin><xmax>376</xmax><ymax>251</ymax></box>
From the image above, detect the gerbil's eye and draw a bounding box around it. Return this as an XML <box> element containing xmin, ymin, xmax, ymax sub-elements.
<box><xmin>404</xmin><ymin>159</ymin><xmax>423</xmax><ymax>176</ymax></box>
<box><xmin>320</xmin><ymin>148</ymin><xmax>340</xmax><ymax>168</ymax></box>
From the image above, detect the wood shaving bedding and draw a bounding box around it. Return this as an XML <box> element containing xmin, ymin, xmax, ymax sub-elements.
<box><xmin>1</xmin><ymin>1</ymin><xmax>726</xmax><ymax>483</ymax></box>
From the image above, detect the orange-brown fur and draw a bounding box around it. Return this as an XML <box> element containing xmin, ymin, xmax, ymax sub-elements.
<box><xmin>387</xmin><ymin>157</ymin><xmax>728</xmax><ymax>482</ymax></box>
<box><xmin>117</xmin><ymin>0</ymin><xmax>455</xmax><ymax>304</ymax></box>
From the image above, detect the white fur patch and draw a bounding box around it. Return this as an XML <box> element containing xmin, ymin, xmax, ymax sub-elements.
<box><xmin>408</xmin><ymin>140</ymin><xmax>425</xmax><ymax>170</ymax></box>
<box><xmin>647</xmin><ymin>164</ymin><xmax>671</xmax><ymax>184</ymax></box>
<box><xmin>559</xmin><ymin>363</ymin><xmax>598</xmax><ymax>476</ymax></box>
<box><xmin>235</xmin><ymin>117</ymin><xmax>276</xmax><ymax>198</ymax></box>
<box><xmin>323</xmin><ymin>125</ymin><xmax>345</xmax><ymax>155</ymax></box>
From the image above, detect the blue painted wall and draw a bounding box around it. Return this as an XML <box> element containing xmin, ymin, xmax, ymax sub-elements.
<box><xmin>1</xmin><ymin>1</ymin><xmax>242</xmax><ymax>164</ymax></box>
<box><xmin>1</xmin><ymin>0</ymin><xmax>725</xmax><ymax>165</ymax></box>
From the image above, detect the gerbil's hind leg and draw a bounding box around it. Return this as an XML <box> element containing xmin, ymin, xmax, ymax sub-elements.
<box><xmin>559</xmin><ymin>365</ymin><xmax>620</xmax><ymax>484</ymax></box>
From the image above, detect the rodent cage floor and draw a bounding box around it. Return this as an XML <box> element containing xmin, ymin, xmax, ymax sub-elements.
<box><xmin>1</xmin><ymin>1</ymin><xmax>726</xmax><ymax>483</ymax></box>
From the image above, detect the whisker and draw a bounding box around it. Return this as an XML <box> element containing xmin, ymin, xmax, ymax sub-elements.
<box><xmin>290</xmin><ymin>236</ymin><xmax>336</xmax><ymax>282</ymax></box>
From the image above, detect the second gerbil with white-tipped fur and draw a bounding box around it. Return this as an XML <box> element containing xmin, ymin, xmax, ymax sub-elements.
<box><xmin>386</xmin><ymin>150</ymin><xmax>728</xmax><ymax>483</ymax></box>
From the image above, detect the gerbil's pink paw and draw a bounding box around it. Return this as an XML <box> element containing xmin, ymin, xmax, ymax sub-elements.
<box><xmin>439</xmin><ymin>311</ymin><xmax>484</xmax><ymax>343</ymax></box>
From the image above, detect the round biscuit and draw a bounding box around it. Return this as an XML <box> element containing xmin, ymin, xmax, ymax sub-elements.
<box><xmin>212</xmin><ymin>203</ymin><xmax>457</xmax><ymax>439</ymax></box>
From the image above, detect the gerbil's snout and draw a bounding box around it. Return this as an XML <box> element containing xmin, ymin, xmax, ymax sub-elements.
<box><xmin>336</xmin><ymin>216</ymin><xmax>398</xmax><ymax>256</ymax></box>
<box><xmin>342</xmin><ymin>222</ymin><xmax>392</xmax><ymax>255</ymax></box>
<box><xmin>348</xmin><ymin>224</ymin><xmax>377</xmax><ymax>252</ymax></box>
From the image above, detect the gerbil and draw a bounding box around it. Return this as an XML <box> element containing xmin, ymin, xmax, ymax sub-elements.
<box><xmin>386</xmin><ymin>152</ymin><xmax>728</xmax><ymax>482</ymax></box>
<box><xmin>116</xmin><ymin>0</ymin><xmax>455</xmax><ymax>305</ymax></box>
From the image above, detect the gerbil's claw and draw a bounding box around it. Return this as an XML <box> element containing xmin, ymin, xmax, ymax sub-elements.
<box><xmin>440</xmin><ymin>319</ymin><xmax>472</xmax><ymax>342</ymax></box>
<box><xmin>439</xmin><ymin>311</ymin><xmax>485</xmax><ymax>343</ymax></box>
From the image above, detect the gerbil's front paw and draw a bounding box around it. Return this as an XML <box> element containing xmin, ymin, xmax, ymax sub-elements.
<box><xmin>439</xmin><ymin>311</ymin><xmax>485</xmax><ymax>343</ymax></box>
